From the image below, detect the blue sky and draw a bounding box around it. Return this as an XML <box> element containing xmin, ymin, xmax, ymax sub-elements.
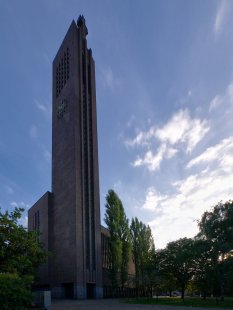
<box><xmin>1</xmin><ymin>0</ymin><xmax>233</xmax><ymax>248</ymax></box>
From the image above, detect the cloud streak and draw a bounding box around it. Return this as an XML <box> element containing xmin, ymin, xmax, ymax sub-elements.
<box><xmin>142</xmin><ymin>136</ymin><xmax>233</xmax><ymax>248</ymax></box>
<box><xmin>133</xmin><ymin>144</ymin><xmax>178</xmax><ymax>171</ymax></box>
<box><xmin>100</xmin><ymin>66</ymin><xmax>121</xmax><ymax>92</ymax></box>
<box><xmin>215</xmin><ymin>0</ymin><xmax>228</xmax><ymax>34</ymax></box>
<box><xmin>126</xmin><ymin>109</ymin><xmax>209</xmax><ymax>172</ymax></box>
<box><xmin>187</xmin><ymin>136</ymin><xmax>233</xmax><ymax>168</ymax></box>
<box><xmin>29</xmin><ymin>125</ymin><xmax>38</xmax><ymax>139</ymax></box>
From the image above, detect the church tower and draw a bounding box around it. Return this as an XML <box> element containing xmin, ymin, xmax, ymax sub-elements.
<box><xmin>28</xmin><ymin>16</ymin><xmax>103</xmax><ymax>299</ymax></box>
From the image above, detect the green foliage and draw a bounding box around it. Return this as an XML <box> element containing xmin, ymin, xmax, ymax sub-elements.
<box><xmin>198</xmin><ymin>200</ymin><xmax>233</xmax><ymax>256</ymax></box>
<box><xmin>104</xmin><ymin>190</ymin><xmax>131</xmax><ymax>287</ymax></box>
<box><xmin>126</xmin><ymin>297</ymin><xmax>233</xmax><ymax>308</ymax></box>
<box><xmin>154</xmin><ymin>200</ymin><xmax>233</xmax><ymax>299</ymax></box>
<box><xmin>0</xmin><ymin>207</ymin><xmax>47</xmax><ymax>275</ymax></box>
<box><xmin>198</xmin><ymin>200</ymin><xmax>233</xmax><ymax>300</ymax></box>
<box><xmin>223</xmin><ymin>255</ymin><xmax>233</xmax><ymax>296</ymax></box>
<box><xmin>157</xmin><ymin>238</ymin><xmax>195</xmax><ymax>299</ymax></box>
<box><xmin>130</xmin><ymin>217</ymin><xmax>155</xmax><ymax>288</ymax></box>
<box><xmin>0</xmin><ymin>273</ymin><xmax>33</xmax><ymax>310</ymax></box>
<box><xmin>0</xmin><ymin>207</ymin><xmax>48</xmax><ymax>309</ymax></box>
<box><xmin>191</xmin><ymin>238</ymin><xmax>217</xmax><ymax>298</ymax></box>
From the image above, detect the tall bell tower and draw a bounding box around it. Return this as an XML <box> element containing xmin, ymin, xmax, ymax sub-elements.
<box><xmin>50</xmin><ymin>15</ymin><xmax>102</xmax><ymax>299</ymax></box>
<box><xmin>28</xmin><ymin>16</ymin><xmax>103</xmax><ymax>299</ymax></box>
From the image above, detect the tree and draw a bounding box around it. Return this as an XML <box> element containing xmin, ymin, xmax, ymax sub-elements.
<box><xmin>158</xmin><ymin>238</ymin><xmax>195</xmax><ymax>299</ymax></box>
<box><xmin>191</xmin><ymin>238</ymin><xmax>217</xmax><ymax>299</ymax></box>
<box><xmin>222</xmin><ymin>254</ymin><xmax>233</xmax><ymax>296</ymax></box>
<box><xmin>0</xmin><ymin>207</ymin><xmax>48</xmax><ymax>309</ymax></box>
<box><xmin>130</xmin><ymin>217</ymin><xmax>155</xmax><ymax>290</ymax></box>
<box><xmin>104</xmin><ymin>190</ymin><xmax>131</xmax><ymax>287</ymax></box>
<box><xmin>155</xmin><ymin>249</ymin><xmax>177</xmax><ymax>297</ymax></box>
<box><xmin>198</xmin><ymin>200</ymin><xmax>233</xmax><ymax>300</ymax></box>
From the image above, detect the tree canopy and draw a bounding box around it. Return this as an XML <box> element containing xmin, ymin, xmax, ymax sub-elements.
<box><xmin>155</xmin><ymin>200</ymin><xmax>233</xmax><ymax>300</ymax></box>
<box><xmin>104</xmin><ymin>189</ymin><xmax>131</xmax><ymax>287</ymax></box>
<box><xmin>130</xmin><ymin>217</ymin><xmax>155</xmax><ymax>289</ymax></box>
<box><xmin>0</xmin><ymin>207</ymin><xmax>48</xmax><ymax>309</ymax></box>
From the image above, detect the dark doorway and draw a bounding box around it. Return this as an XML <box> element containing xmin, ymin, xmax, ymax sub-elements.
<box><xmin>86</xmin><ymin>283</ymin><xmax>96</xmax><ymax>299</ymax></box>
<box><xmin>63</xmin><ymin>283</ymin><xmax>74</xmax><ymax>299</ymax></box>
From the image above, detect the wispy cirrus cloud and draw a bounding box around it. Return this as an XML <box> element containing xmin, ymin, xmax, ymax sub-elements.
<box><xmin>34</xmin><ymin>99</ymin><xmax>51</xmax><ymax>117</ymax></box>
<box><xmin>126</xmin><ymin>109</ymin><xmax>209</xmax><ymax>172</ymax></box>
<box><xmin>133</xmin><ymin>144</ymin><xmax>178</xmax><ymax>172</ymax></box>
<box><xmin>100</xmin><ymin>66</ymin><xmax>121</xmax><ymax>92</ymax></box>
<box><xmin>142</xmin><ymin>187</ymin><xmax>168</xmax><ymax>211</ymax></box>
<box><xmin>187</xmin><ymin>136</ymin><xmax>233</xmax><ymax>169</ymax></box>
<box><xmin>155</xmin><ymin>109</ymin><xmax>209</xmax><ymax>152</ymax></box>
<box><xmin>141</xmin><ymin>135</ymin><xmax>233</xmax><ymax>248</ymax></box>
<box><xmin>126</xmin><ymin>109</ymin><xmax>209</xmax><ymax>151</ymax></box>
<box><xmin>11</xmin><ymin>201</ymin><xmax>30</xmax><ymax>209</ymax></box>
<box><xmin>209</xmin><ymin>81</ymin><xmax>233</xmax><ymax>113</ymax></box>
<box><xmin>6</xmin><ymin>185</ymin><xmax>13</xmax><ymax>194</ymax></box>
<box><xmin>19</xmin><ymin>214</ymin><xmax>28</xmax><ymax>228</ymax></box>
<box><xmin>43</xmin><ymin>149</ymin><xmax>51</xmax><ymax>163</ymax></box>
<box><xmin>214</xmin><ymin>0</ymin><xmax>228</xmax><ymax>35</ymax></box>
<box><xmin>10</xmin><ymin>202</ymin><xmax>29</xmax><ymax>227</ymax></box>
<box><xmin>29</xmin><ymin>125</ymin><xmax>38</xmax><ymax>139</ymax></box>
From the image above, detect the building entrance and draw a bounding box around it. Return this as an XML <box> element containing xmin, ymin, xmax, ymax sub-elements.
<box><xmin>63</xmin><ymin>283</ymin><xmax>74</xmax><ymax>299</ymax></box>
<box><xmin>86</xmin><ymin>283</ymin><xmax>95</xmax><ymax>299</ymax></box>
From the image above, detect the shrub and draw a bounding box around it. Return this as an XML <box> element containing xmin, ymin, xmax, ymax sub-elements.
<box><xmin>0</xmin><ymin>273</ymin><xmax>33</xmax><ymax>310</ymax></box>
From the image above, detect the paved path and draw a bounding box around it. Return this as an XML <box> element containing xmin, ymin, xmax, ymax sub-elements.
<box><xmin>51</xmin><ymin>299</ymin><xmax>225</xmax><ymax>310</ymax></box>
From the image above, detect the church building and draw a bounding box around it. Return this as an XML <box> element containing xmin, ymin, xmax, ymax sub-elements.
<box><xmin>28</xmin><ymin>16</ymin><xmax>103</xmax><ymax>299</ymax></box>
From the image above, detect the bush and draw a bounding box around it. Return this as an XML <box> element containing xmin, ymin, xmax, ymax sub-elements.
<box><xmin>0</xmin><ymin>273</ymin><xmax>33</xmax><ymax>310</ymax></box>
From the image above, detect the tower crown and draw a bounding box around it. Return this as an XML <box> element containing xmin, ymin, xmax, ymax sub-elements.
<box><xmin>77</xmin><ymin>15</ymin><xmax>88</xmax><ymax>36</ymax></box>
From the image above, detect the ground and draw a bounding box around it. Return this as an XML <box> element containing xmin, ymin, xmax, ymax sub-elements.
<box><xmin>51</xmin><ymin>299</ymin><xmax>229</xmax><ymax>310</ymax></box>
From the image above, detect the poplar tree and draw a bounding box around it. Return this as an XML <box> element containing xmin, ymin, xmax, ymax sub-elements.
<box><xmin>130</xmin><ymin>217</ymin><xmax>155</xmax><ymax>289</ymax></box>
<box><xmin>104</xmin><ymin>190</ymin><xmax>131</xmax><ymax>287</ymax></box>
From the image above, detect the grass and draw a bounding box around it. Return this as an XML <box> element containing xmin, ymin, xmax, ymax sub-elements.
<box><xmin>125</xmin><ymin>297</ymin><xmax>233</xmax><ymax>308</ymax></box>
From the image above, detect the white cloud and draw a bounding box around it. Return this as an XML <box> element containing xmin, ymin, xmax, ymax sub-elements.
<box><xmin>133</xmin><ymin>148</ymin><xmax>164</xmax><ymax>172</ymax></box>
<box><xmin>166</xmin><ymin>147</ymin><xmax>178</xmax><ymax>159</ymax></box>
<box><xmin>133</xmin><ymin>144</ymin><xmax>178</xmax><ymax>171</ymax></box>
<box><xmin>101</xmin><ymin>67</ymin><xmax>121</xmax><ymax>91</ymax></box>
<box><xmin>209</xmin><ymin>81</ymin><xmax>233</xmax><ymax>112</ymax></box>
<box><xmin>113</xmin><ymin>180</ymin><xmax>122</xmax><ymax>191</ymax></box>
<box><xmin>187</xmin><ymin>136</ymin><xmax>233</xmax><ymax>168</ymax></box>
<box><xmin>19</xmin><ymin>215</ymin><xmax>28</xmax><ymax>228</ymax></box>
<box><xmin>227</xmin><ymin>82</ymin><xmax>233</xmax><ymax>102</ymax></box>
<box><xmin>142</xmin><ymin>187</ymin><xmax>168</xmax><ymax>211</ymax></box>
<box><xmin>155</xmin><ymin>109</ymin><xmax>209</xmax><ymax>152</ymax></box>
<box><xmin>126</xmin><ymin>115</ymin><xmax>135</xmax><ymax>128</ymax></box>
<box><xmin>29</xmin><ymin>125</ymin><xmax>38</xmax><ymax>139</ymax></box>
<box><xmin>215</xmin><ymin>0</ymin><xmax>228</xmax><ymax>34</ymax></box>
<box><xmin>142</xmin><ymin>137</ymin><xmax>233</xmax><ymax>248</ymax></box>
<box><xmin>209</xmin><ymin>95</ymin><xmax>222</xmax><ymax>112</ymax></box>
<box><xmin>42</xmin><ymin>52</ymin><xmax>51</xmax><ymax>64</ymax></box>
<box><xmin>35</xmin><ymin>100</ymin><xmax>47</xmax><ymax>112</ymax></box>
<box><xmin>126</xmin><ymin>109</ymin><xmax>209</xmax><ymax>152</ymax></box>
<box><xmin>127</xmin><ymin>109</ymin><xmax>209</xmax><ymax>172</ymax></box>
<box><xmin>125</xmin><ymin>131</ymin><xmax>149</xmax><ymax>148</ymax></box>
<box><xmin>6</xmin><ymin>186</ymin><xmax>13</xmax><ymax>194</ymax></box>
<box><xmin>11</xmin><ymin>201</ymin><xmax>30</xmax><ymax>210</ymax></box>
<box><xmin>43</xmin><ymin>149</ymin><xmax>51</xmax><ymax>163</ymax></box>
<box><xmin>11</xmin><ymin>201</ymin><xmax>18</xmax><ymax>208</ymax></box>
<box><xmin>34</xmin><ymin>99</ymin><xmax>51</xmax><ymax>117</ymax></box>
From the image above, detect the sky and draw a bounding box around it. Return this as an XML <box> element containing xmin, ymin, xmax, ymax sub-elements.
<box><xmin>1</xmin><ymin>0</ymin><xmax>233</xmax><ymax>249</ymax></box>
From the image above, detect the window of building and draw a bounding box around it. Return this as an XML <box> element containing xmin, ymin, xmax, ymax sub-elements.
<box><xmin>56</xmin><ymin>47</ymin><xmax>70</xmax><ymax>97</ymax></box>
<box><xmin>33</xmin><ymin>210</ymin><xmax>40</xmax><ymax>232</ymax></box>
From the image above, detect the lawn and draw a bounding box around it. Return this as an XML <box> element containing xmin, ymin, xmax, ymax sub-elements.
<box><xmin>125</xmin><ymin>297</ymin><xmax>233</xmax><ymax>308</ymax></box>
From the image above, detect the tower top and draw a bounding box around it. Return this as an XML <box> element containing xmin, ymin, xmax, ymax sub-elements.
<box><xmin>77</xmin><ymin>15</ymin><xmax>88</xmax><ymax>36</ymax></box>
